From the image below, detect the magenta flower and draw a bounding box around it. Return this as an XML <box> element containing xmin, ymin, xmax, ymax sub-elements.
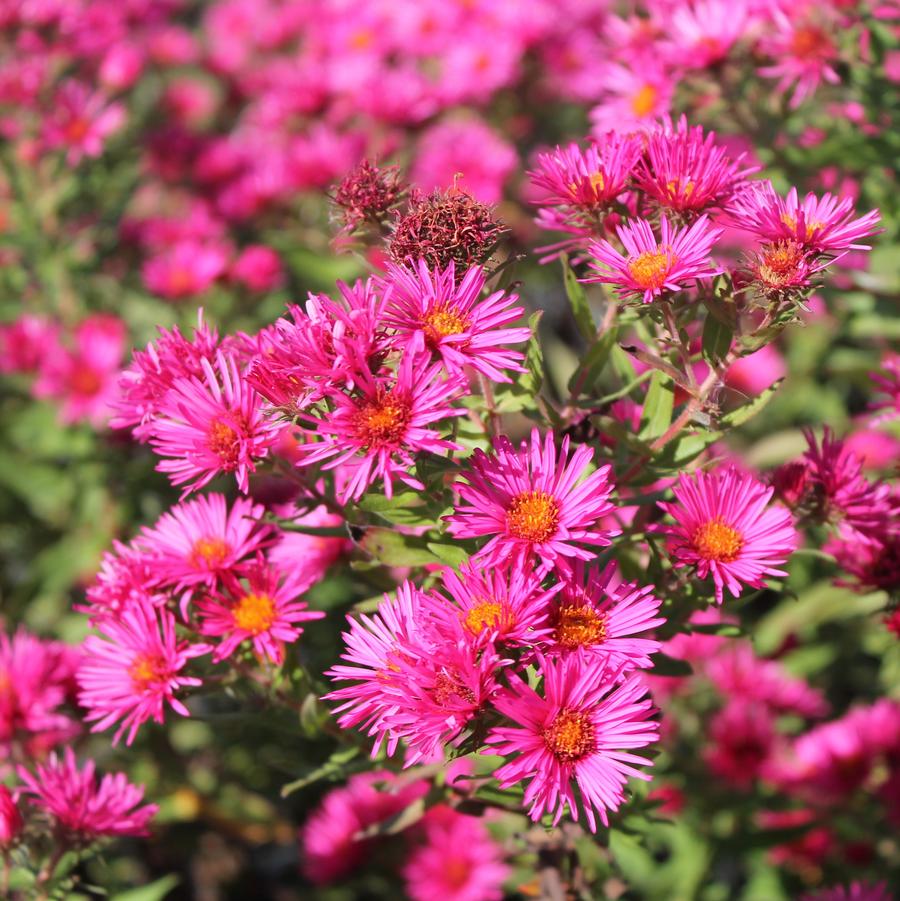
<box><xmin>658</xmin><ymin>467</ymin><xmax>798</xmax><ymax>604</ymax></box>
<box><xmin>17</xmin><ymin>748</ymin><xmax>157</xmax><ymax>839</ymax></box>
<box><xmin>662</xmin><ymin>0</ymin><xmax>751</xmax><ymax>69</ymax></box>
<box><xmin>78</xmin><ymin>600</ymin><xmax>207</xmax><ymax>745</ymax></box>
<box><xmin>589</xmin><ymin>63</ymin><xmax>674</xmax><ymax>136</ymax></box>
<box><xmin>139</xmin><ymin>493</ymin><xmax>270</xmax><ymax>591</ymax></box>
<box><xmin>446</xmin><ymin>428</ymin><xmax>617</xmax><ymax>575</ymax></box>
<box><xmin>633</xmin><ymin>117</ymin><xmax>758</xmax><ymax>215</ymax></box>
<box><xmin>149</xmin><ymin>350</ymin><xmax>280</xmax><ymax>496</ymax></box>
<box><xmin>0</xmin><ymin>786</ymin><xmax>22</xmax><ymax>847</ymax></box>
<box><xmin>586</xmin><ymin>214</ymin><xmax>722</xmax><ymax>303</ymax></box>
<box><xmin>871</xmin><ymin>353</ymin><xmax>900</xmax><ymax>423</ymax></box>
<box><xmin>142</xmin><ymin>239</ymin><xmax>228</xmax><ymax>300</ymax></box>
<box><xmin>41</xmin><ymin>80</ymin><xmax>125</xmax><ymax>164</ymax></box>
<box><xmin>801</xmin><ymin>882</ymin><xmax>893</xmax><ymax>901</ymax></box>
<box><xmin>486</xmin><ymin>654</ymin><xmax>659</xmax><ymax>832</ymax></box>
<box><xmin>704</xmin><ymin>701</ymin><xmax>776</xmax><ymax>788</ymax></box>
<box><xmin>422</xmin><ymin>561</ymin><xmax>559</xmax><ymax>649</ymax></box>
<box><xmin>402</xmin><ymin>807</ymin><xmax>509</xmax><ymax>901</ymax></box>
<box><xmin>77</xmin><ymin>539</ymin><xmax>167</xmax><ymax>621</ymax></box>
<box><xmin>195</xmin><ymin>557</ymin><xmax>324</xmax><ymax>663</ymax></box>
<box><xmin>382</xmin><ymin>260</ymin><xmax>531</xmax><ymax>382</ymax></box>
<box><xmin>729</xmin><ymin>182</ymin><xmax>881</xmax><ymax>254</ymax></box>
<box><xmin>295</xmin><ymin>349</ymin><xmax>465</xmax><ymax>503</ymax></box>
<box><xmin>547</xmin><ymin>562</ymin><xmax>664</xmax><ymax>671</ymax></box>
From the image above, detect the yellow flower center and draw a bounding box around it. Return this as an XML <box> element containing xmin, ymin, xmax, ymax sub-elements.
<box><xmin>421</xmin><ymin>301</ymin><xmax>469</xmax><ymax>348</ymax></box>
<box><xmin>631</xmin><ymin>83</ymin><xmax>658</xmax><ymax>117</ymax></box>
<box><xmin>352</xmin><ymin>390</ymin><xmax>412</xmax><ymax>446</ymax></box>
<box><xmin>190</xmin><ymin>537</ymin><xmax>230</xmax><ymax>569</ymax></box>
<box><xmin>463</xmin><ymin>599</ymin><xmax>506</xmax><ymax>636</ymax></box>
<box><xmin>207</xmin><ymin>419</ymin><xmax>241</xmax><ymax>468</ymax></box>
<box><xmin>543</xmin><ymin>708</ymin><xmax>595</xmax><ymax>763</ymax></box>
<box><xmin>554</xmin><ymin>604</ymin><xmax>607</xmax><ymax>649</ymax></box>
<box><xmin>232</xmin><ymin>592</ymin><xmax>277</xmax><ymax>635</ymax></box>
<box><xmin>506</xmin><ymin>490</ymin><xmax>561</xmax><ymax>543</ymax></box>
<box><xmin>628</xmin><ymin>249</ymin><xmax>675</xmax><ymax>291</ymax></box>
<box><xmin>692</xmin><ymin>518</ymin><xmax>744</xmax><ymax>562</ymax></box>
<box><xmin>780</xmin><ymin>212</ymin><xmax>824</xmax><ymax>241</ymax></box>
<box><xmin>758</xmin><ymin>240</ymin><xmax>805</xmax><ymax>287</ymax></box>
<box><xmin>129</xmin><ymin>653</ymin><xmax>168</xmax><ymax>691</ymax></box>
<box><xmin>432</xmin><ymin>670</ymin><xmax>477</xmax><ymax>707</ymax></box>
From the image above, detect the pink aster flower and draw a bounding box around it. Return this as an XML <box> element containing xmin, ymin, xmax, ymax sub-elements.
<box><xmin>633</xmin><ymin>118</ymin><xmax>759</xmax><ymax>216</ymax></box>
<box><xmin>76</xmin><ymin>540</ymin><xmax>167</xmax><ymax>622</ymax></box>
<box><xmin>195</xmin><ymin>556</ymin><xmax>324</xmax><ymax>663</ymax></box>
<box><xmin>139</xmin><ymin>494</ymin><xmax>270</xmax><ymax>591</ymax></box>
<box><xmin>704</xmin><ymin>701</ymin><xmax>776</xmax><ymax>788</ymax></box>
<box><xmin>295</xmin><ymin>348</ymin><xmax>465</xmax><ymax>504</ymax></box>
<box><xmin>871</xmin><ymin>353</ymin><xmax>900</xmax><ymax>422</ymax></box>
<box><xmin>230</xmin><ymin>244</ymin><xmax>283</xmax><ymax>292</ymax></box>
<box><xmin>662</xmin><ymin>0</ymin><xmax>752</xmax><ymax>69</ymax></box>
<box><xmin>142</xmin><ymin>240</ymin><xmax>228</xmax><ymax>300</ymax></box>
<box><xmin>589</xmin><ymin>63</ymin><xmax>674</xmax><ymax>136</ymax></box>
<box><xmin>826</xmin><ymin>524</ymin><xmax>900</xmax><ymax>594</ymax></box>
<box><xmin>658</xmin><ymin>466</ymin><xmax>798</xmax><ymax>604</ymax></box>
<box><xmin>0</xmin><ymin>314</ymin><xmax>60</xmax><ymax>375</ymax></box>
<box><xmin>382</xmin><ymin>260</ymin><xmax>530</xmax><ymax>382</ymax></box>
<box><xmin>149</xmin><ymin>350</ymin><xmax>280</xmax><ymax>496</ymax></box>
<box><xmin>746</xmin><ymin>239</ymin><xmax>829</xmax><ymax>298</ymax></box>
<box><xmin>16</xmin><ymin>748</ymin><xmax>156</xmax><ymax>839</ymax></box>
<box><xmin>41</xmin><ymin>80</ymin><xmax>125</xmax><ymax>164</ymax></box>
<box><xmin>403</xmin><ymin>806</ymin><xmax>509</xmax><ymax>901</ymax></box>
<box><xmin>802</xmin><ymin>883</ymin><xmax>893</xmax><ymax>901</ymax></box>
<box><xmin>33</xmin><ymin>314</ymin><xmax>125</xmax><ymax>426</ymax></box>
<box><xmin>422</xmin><ymin>561</ymin><xmax>559</xmax><ymax>649</ymax></box>
<box><xmin>586</xmin><ymin>215</ymin><xmax>723</xmax><ymax>304</ymax></box>
<box><xmin>77</xmin><ymin>599</ymin><xmax>207</xmax><ymax>745</ymax></box>
<box><xmin>729</xmin><ymin>182</ymin><xmax>881</xmax><ymax>254</ymax></box>
<box><xmin>546</xmin><ymin>562</ymin><xmax>664</xmax><ymax>672</ymax></box>
<box><xmin>487</xmin><ymin>653</ymin><xmax>658</xmax><ymax>832</ymax></box>
<box><xmin>446</xmin><ymin>428</ymin><xmax>617</xmax><ymax>575</ymax></box>
<box><xmin>0</xmin><ymin>786</ymin><xmax>22</xmax><ymax>846</ymax></box>
<box><xmin>301</xmin><ymin>770</ymin><xmax>428</xmax><ymax>884</ymax></box>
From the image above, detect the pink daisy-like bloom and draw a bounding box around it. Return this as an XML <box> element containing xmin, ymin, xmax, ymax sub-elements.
<box><xmin>633</xmin><ymin>118</ymin><xmax>759</xmax><ymax>216</ymax></box>
<box><xmin>0</xmin><ymin>314</ymin><xmax>61</xmax><ymax>375</ymax></box>
<box><xmin>746</xmin><ymin>239</ymin><xmax>830</xmax><ymax>298</ymax></box>
<box><xmin>149</xmin><ymin>350</ymin><xmax>280</xmax><ymax>496</ymax></box>
<box><xmin>382</xmin><ymin>260</ymin><xmax>530</xmax><ymax>382</ymax></box>
<box><xmin>870</xmin><ymin>353</ymin><xmax>900</xmax><ymax>422</ymax></box>
<box><xmin>662</xmin><ymin>0</ymin><xmax>752</xmax><ymax>69</ymax></box>
<box><xmin>195</xmin><ymin>557</ymin><xmax>324</xmax><ymax>664</ymax></box>
<box><xmin>658</xmin><ymin>466</ymin><xmax>798</xmax><ymax>604</ymax></box>
<box><xmin>546</xmin><ymin>562</ymin><xmax>664</xmax><ymax>672</ymax></box>
<box><xmin>16</xmin><ymin>748</ymin><xmax>157</xmax><ymax>839</ymax></box>
<box><xmin>301</xmin><ymin>770</ymin><xmax>429</xmax><ymax>885</ymax></box>
<box><xmin>142</xmin><ymin>239</ymin><xmax>229</xmax><ymax>301</ymax></box>
<box><xmin>402</xmin><ymin>806</ymin><xmax>509</xmax><ymax>901</ymax></box>
<box><xmin>326</xmin><ymin>581</ymin><xmax>428</xmax><ymax>756</ymax></box>
<box><xmin>139</xmin><ymin>494</ymin><xmax>270</xmax><ymax>591</ymax></box>
<box><xmin>704</xmin><ymin>701</ymin><xmax>776</xmax><ymax>788</ymax></box>
<box><xmin>589</xmin><ymin>63</ymin><xmax>674</xmax><ymax>136</ymax></box>
<box><xmin>41</xmin><ymin>80</ymin><xmax>125</xmax><ymax>165</ymax></box>
<box><xmin>77</xmin><ymin>599</ymin><xmax>207</xmax><ymax>746</ymax></box>
<box><xmin>422</xmin><ymin>561</ymin><xmax>559</xmax><ymax>649</ymax></box>
<box><xmin>729</xmin><ymin>182</ymin><xmax>881</xmax><ymax>254</ymax></box>
<box><xmin>76</xmin><ymin>540</ymin><xmax>167</xmax><ymax>621</ymax></box>
<box><xmin>447</xmin><ymin>428</ymin><xmax>616</xmax><ymax>575</ymax></box>
<box><xmin>295</xmin><ymin>348</ymin><xmax>465</xmax><ymax>504</ymax></box>
<box><xmin>586</xmin><ymin>215</ymin><xmax>723</xmax><ymax>304</ymax></box>
<box><xmin>487</xmin><ymin>653</ymin><xmax>658</xmax><ymax>832</ymax></box>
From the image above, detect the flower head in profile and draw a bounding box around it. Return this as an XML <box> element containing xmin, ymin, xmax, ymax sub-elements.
<box><xmin>826</xmin><ymin>524</ymin><xmax>900</xmax><ymax>595</ymax></box>
<box><xmin>139</xmin><ymin>494</ymin><xmax>270</xmax><ymax>591</ymax></box>
<box><xmin>729</xmin><ymin>182</ymin><xmax>881</xmax><ymax>255</ymax></box>
<box><xmin>196</xmin><ymin>556</ymin><xmax>324</xmax><ymax>663</ymax></box>
<box><xmin>382</xmin><ymin>260</ymin><xmax>530</xmax><ymax>382</ymax></box>
<box><xmin>17</xmin><ymin>748</ymin><xmax>156</xmax><ymax>839</ymax></box>
<box><xmin>149</xmin><ymin>350</ymin><xmax>280</xmax><ymax>496</ymax></box>
<box><xmin>586</xmin><ymin>215</ymin><xmax>722</xmax><ymax>304</ymax></box>
<box><xmin>295</xmin><ymin>349</ymin><xmax>465</xmax><ymax>503</ymax></box>
<box><xmin>487</xmin><ymin>653</ymin><xmax>658</xmax><ymax>832</ymax></box>
<box><xmin>658</xmin><ymin>466</ymin><xmax>798</xmax><ymax>604</ymax></box>
<box><xmin>402</xmin><ymin>806</ymin><xmax>509</xmax><ymax>901</ymax></box>
<box><xmin>447</xmin><ymin>428</ymin><xmax>617</xmax><ymax>575</ymax></box>
<box><xmin>547</xmin><ymin>562</ymin><xmax>664</xmax><ymax>671</ymax></box>
<box><xmin>78</xmin><ymin>600</ymin><xmax>207</xmax><ymax>745</ymax></box>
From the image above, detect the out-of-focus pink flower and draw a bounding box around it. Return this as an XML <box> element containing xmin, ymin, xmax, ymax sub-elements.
<box><xmin>589</xmin><ymin>63</ymin><xmax>674</xmax><ymax>135</ymax></box>
<box><xmin>705</xmin><ymin>701</ymin><xmax>777</xmax><ymax>787</ymax></box>
<box><xmin>41</xmin><ymin>80</ymin><xmax>125</xmax><ymax>164</ymax></box>
<box><xmin>725</xmin><ymin>344</ymin><xmax>786</xmax><ymax>397</ymax></box>
<box><xmin>662</xmin><ymin>0</ymin><xmax>752</xmax><ymax>68</ymax></box>
<box><xmin>411</xmin><ymin>117</ymin><xmax>517</xmax><ymax>204</ymax></box>
<box><xmin>870</xmin><ymin>353</ymin><xmax>900</xmax><ymax>423</ymax></box>
<box><xmin>801</xmin><ymin>882</ymin><xmax>893</xmax><ymax>901</ymax></box>
<box><xmin>0</xmin><ymin>786</ymin><xmax>22</xmax><ymax>846</ymax></box>
<box><xmin>99</xmin><ymin>43</ymin><xmax>144</xmax><ymax>91</ymax></box>
<box><xmin>843</xmin><ymin>428</ymin><xmax>900</xmax><ymax>470</ymax></box>
<box><xmin>0</xmin><ymin>314</ymin><xmax>60</xmax><ymax>374</ymax></box>
<box><xmin>142</xmin><ymin>240</ymin><xmax>229</xmax><ymax>300</ymax></box>
<box><xmin>230</xmin><ymin>245</ymin><xmax>284</xmax><ymax>292</ymax></box>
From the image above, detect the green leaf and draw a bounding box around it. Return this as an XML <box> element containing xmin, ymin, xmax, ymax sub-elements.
<box><xmin>561</xmin><ymin>254</ymin><xmax>595</xmax><ymax>341</ymax></box>
<box><xmin>358</xmin><ymin>491</ymin><xmax>423</xmax><ymax>513</ymax></box>
<box><xmin>701</xmin><ymin>311</ymin><xmax>733</xmax><ymax>367</ymax></box>
<box><xmin>719</xmin><ymin>378</ymin><xmax>783</xmax><ymax>430</ymax></box>
<box><xmin>517</xmin><ymin>310</ymin><xmax>544</xmax><ymax>396</ymax></box>
<box><xmin>652</xmin><ymin>653</ymin><xmax>693</xmax><ymax>677</ymax></box>
<box><xmin>639</xmin><ymin>371</ymin><xmax>674</xmax><ymax>441</ymax></box>
<box><xmin>358</xmin><ymin>528</ymin><xmax>439</xmax><ymax>567</ymax></box>
<box><xmin>426</xmin><ymin>542</ymin><xmax>470</xmax><ymax>568</ymax></box>
<box><xmin>568</xmin><ymin>326</ymin><xmax>618</xmax><ymax>396</ymax></box>
<box><xmin>281</xmin><ymin>747</ymin><xmax>361</xmax><ymax>797</ymax></box>
<box><xmin>111</xmin><ymin>876</ymin><xmax>180</xmax><ymax>901</ymax></box>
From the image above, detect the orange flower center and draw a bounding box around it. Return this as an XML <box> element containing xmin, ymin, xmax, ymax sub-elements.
<box><xmin>666</xmin><ymin>178</ymin><xmax>696</xmax><ymax>201</ymax></box>
<box><xmin>190</xmin><ymin>537</ymin><xmax>230</xmax><ymax>569</ymax></box>
<box><xmin>758</xmin><ymin>240</ymin><xmax>806</xmax><ymax>287</ymax></box>
<box><xmin>432</xmin><ymin>670</ymin><xmax>477</xmax><ymax>707</ymax></box>
<box><xmin>790</xmin><ymin>26</ymin><xmax>832</xmax><ymax>60</ymax></box>
<box><xmin>506</xmin><ymin>490</ymin><xmax>560</xmax><ymax>543</ymax></box>
<box><xmin>780</xmin><ymin>212</ymin><xmax>824</xmax><ymax>241</ymax></box>
<box><xmin>70</xmin><ymin>366</ymin><xmax>103</xmax><ymax>397</ymax></box>
<box><xmin>208</xmin><ymin>418</ymin><xmax>241</xmax><ymax>469</ymax></box>
<box><xmin>631</xmin><ymin>83</ymin><xmax>658</xmax><ymax>117</ymax></box>
<box><xmin>129</xmin><ymin>652</ymin><xmax>169</xmax><ymax>691</ymax></box>
<box><xmin>554</xmin><ymin>604</ymin><xmax>607</xmax><ymax>649</ymax></box>
<box><xmin>543</xmin><ymin>708</ymin><xmax>595</xmax><ymax>763</ymax></box>
<box><xmin>628</xmin><ymin>249</ymin><xmax>675</xmax><ymax>291</ymax></box>
<box><xmin>421</xmin><ymin>301</ymin><xmax>469</xmax><ymax>348</ymax></box>
<box><xmin>352</xmin><ymin>390</ymin><xmax>412</xmax><ymax>446</ymax></box>
<box><xmin>692</xmin><ymin>518</ymin><xmax>744</xmax><ymax>562</ymax></box>
<box><xmin>232</xmin><ymin>592</ymin><xmax>277</xmax><ymax>635</ymax></box>
<box><xmin>463</xmin><ymin>599</ymin><xmax>506</xmax><ymax>636</ymax></box>
<box><xmin>65</xmin><ymin>118</ymin><xmax>90</xmax><ymax>142</ymax></box>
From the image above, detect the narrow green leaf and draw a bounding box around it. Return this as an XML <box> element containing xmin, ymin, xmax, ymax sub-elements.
<box><xmin>561</xmin><ymin>254</ymin><xmax>595</xmax><ymax>340</ymax></box>
<box><xmin>111</xmin><ymin>876</ymin><xmax>180</xmax><ymax>901</ymax></box>
<box><xmin>517</xmin><ymin>310</ymin><xmax>544</xmax><ymax>395</ymax></box>
<box><xmin>568</xmin><ymin>326</ymin><xmax>618</xmax><ymax>396</ymax></box>
<box><xmin>652</xmin><ymin>653</ymin><xmax>693</xmax><ymax>677</ymax></box>
<box><xmin>426</xmin><ymin>542</ymin><xmax>470</xmax><ymax>568</ymax></box>
<box><xmin>639</xmin><ymin>371</ymin><xmax>674</xmax><ymax>441</ymax></box>
<box><xmin>720</xmin><ymin>378</ymin><xmax>784</xmax><ymax>429</ymax></box>
<box><xmin>358</xmin><ymin>528</ymin><xmax>439</xmax><ymax>567</ymax></box>
<box><xmin>358</xmin><ymin>491</ymin><xmax>424</xmax><ymax>513</ymax></box>
<box><xmin>281</xmin><ymin>747</ymin><xmax>361</xmax><ymax>797</ymax></box>
<box><xmin>701</xmin><ymin>311</ymin><xmax>733</xmax><ymax>367</ymax></box>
